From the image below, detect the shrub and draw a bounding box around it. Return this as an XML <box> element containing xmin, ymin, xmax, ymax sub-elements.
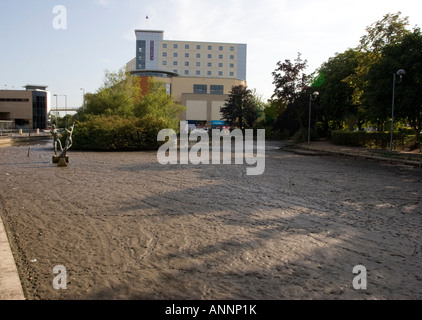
<box><xmin>61</xmin><ymin>115</ymin><xmax>171</xmax><ymax>151</ymax></box>
<box><xmin>331</xmin><ymin>130</ymin><xmax>410</xmax><ymax>150</ymax></box>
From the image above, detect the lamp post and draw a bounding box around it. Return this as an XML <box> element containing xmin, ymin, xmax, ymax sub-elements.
<box><xmin>80</xmin><ymin>88</ymin><xmax>86</xmax><ymax>108</ymax></box>
<box><xmin>308</xmin><ymin>91</ymin><xmax>319</xmax><ymax>144</ymax></box>
<box><xmin>53</xmin><ymin>94</ymin><xmax>58</xmax><ymax>126</ymax></box>
<box><xmin>390</xmin><ymin>69</ymin><xmax>406</xmax><ymax>154</ymax></box>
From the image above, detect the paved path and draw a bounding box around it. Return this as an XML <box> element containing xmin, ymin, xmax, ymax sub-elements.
<box><xmin>0</xmin><ymin>216</ymin><xmax>25</xmax><ymax>300</ymax></box>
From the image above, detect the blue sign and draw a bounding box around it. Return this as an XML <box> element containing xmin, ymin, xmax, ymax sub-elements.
<box><xmin>211</xmin><ymin>121</ymin><xmax>226</xmax><ymax>126</ymax></box>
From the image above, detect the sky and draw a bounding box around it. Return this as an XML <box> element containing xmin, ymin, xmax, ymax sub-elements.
<box><xmin>0</xmin><ymin>0</ymin><xmax>421</xmax><ymax>109</ymax></box>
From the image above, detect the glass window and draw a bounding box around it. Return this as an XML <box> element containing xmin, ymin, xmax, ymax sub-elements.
<box><xmin>163</xmin><ymin>52</ymin><xmax>167</xmax><ymax>57</ymax></box>
<box><xmin>230</xmin><ymin>46</ymin><xmax>234</xmax><ymax>51</ymax></box>
<box><xmin>196</xmin><ymin>45</ymin><xmax>201</xmax><ymax>50</ymax></box>
<box><xmin>193</xmin><ymin>84</ymin><xmax>207</xmax><ymax>94</ymax></box>
<box><xmin>174</xmin><ymin>44</ymin><xmax>178</xmax><ymax>49</ymax></box>
<box><xmin>196</xmin><ymin>70</ymin><xmax>201</xmax><ymax>75</ymax></box>
<box><xmin>185</xmin><ymin>62</ymin><xmax>189</xmax><ymax>66</ymax></box>
<box><xmin>163</xmin><ymin>44</ymin><xmax>167</xmax><ymax>48</ymax></box>
<box><xmin>207</xmin><ymin>71</ymin><xmax>212</xmax><ymax>76</ymax></box>
<box><xmin>218</xmin><ymin>71</ymin><xmax>223</xmax><ymax>76</ymax></box>
<box><xmin>219</xmin><ymin>46</ymin><xmax>223</xmax><ymax>51</ymax></box>
<box><xmin>230</xmin><ymin>55</ymin><xmax>234</xmax><ymax>59</ymax></box>
<box><xmin>208</xmin><ymin>54</ymin><xmax>212</xmax><ymax>59</ymax></box>
<box><xmin>185</xmin><ymin>44</ymin><xmax>189</xmax><ymax>49</ymax></box>
<box><xmin>196</xmin><ymin>62</ymin><xmax>201</xmax><ymax>67</ymax></box>
<box><xmin>163</xmin><ymin>61</ymin><xmax>167</xmax><ymax>65</ymax></box>
<box><xmin>230</xmin><ymin>63</ymin><xmax>234</xmax><ymax>68</ymax></box>
<box><xmin>173</xmin><ymin>61</ymin><xmax>178</xmax><ymax>66</ymax></box>
<box><xmin>219</xmin><ymin>63</ymin><xmax>223</xmax><ymax>67</ymax></box>
<box><xmin>219</xmin><ymin>54</ymin><xmax>223</xmax><ymax>59</ymax></box>
<box><xmin>210</xmin><ymin>85</ymin><xmax>224</xmax><ymax>94</ymax></box>
<box><xmin>185</xmin><ymin>70</ymin><xmax>189</xmax><ymax>75</ymax></box>
<box><xmin>173</xmin><ymin>53</ymin><xmax>178</xmax><ymax>57</ymax></box>
<box><xmin>207</xmin><ymin>62</ymin><xmax>212</xmax><ymax>67</ymax></box>
<box><xmin>185</xmin><ymin>53</ymin><xmax>189</xmax><ymax>58</ymax></box>
<box><xmin>230</xmin><ymin>72</ymin><xmax>234</xmax><ymax>76</ymax></box>
<box><xmin>208</xmin><ymin>45</ymin><xmax>212</xmax><ymax>50</ymax></box>
<box><xmin>196</xmin><ymin>53</ymin><xmax>201</xmax><ymax>58</ymax></box>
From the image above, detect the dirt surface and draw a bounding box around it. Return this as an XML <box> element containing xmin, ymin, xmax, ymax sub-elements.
<box><xmin>0</xmin><ymin>141</ymin><xmax>421</xmax><ymax>300</ymax></box>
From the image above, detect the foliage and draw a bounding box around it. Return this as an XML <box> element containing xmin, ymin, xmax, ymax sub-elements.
<box><xmin>221</xmin><ymin>85</ymin><xmax>259</xmax><ymax>128</ymax></box>
<box><xmin>76</xmin><ymin>69</ymin><xmax>141</xmax><ymax>120</ymax></box>
<box><xmin>65</xmin><ymin>115</ymin><xmax>171</xmax><ymax>151</ymax></box>
<box><xmin>331</xmin><ymin>130</ymin><xmax>412</xmax><ymax>150</ymax></box>
<box><xmin>134</xmin><ymin>79</ymin><xmax>185</xmax><ymax>132</ymax></box>
<box><xmin>271</xmin><ymin>53</ymin><xmax>320</xmax><ymax>141</ymax></box>
<box><xmin>272</xmin><ymin>53</ymin><xmax>308</xmax><ymax>105</ymax></box>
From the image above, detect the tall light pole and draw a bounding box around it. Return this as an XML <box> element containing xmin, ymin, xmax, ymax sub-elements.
<box><xmin>308</xmin><ymin>91</ymin><xmax>319</xmax><ymax>144</ymax></box>
<box><xmin>53</xmin><ymin>94</ymin><xmax>58</xmax><ymax>126</ymax></box>
<box><xmin>390</xmin><ymin>69</ymin><xmax>406</xmax><ymax>154</ymax></box>
<box><xmin>80</xmin><ymin>88</ymin><xmax>86</xmax><ymax>108</ymax></box>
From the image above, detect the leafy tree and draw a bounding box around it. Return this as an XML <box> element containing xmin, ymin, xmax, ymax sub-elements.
<box><xmin>271</xmin><ymin>53</ymin><xmax>316</xmax><ymax>138</ymax></box>
<box><xmin>76</xmin><ymin>68</ymin><xmax>141</xmax><ymax>120</ymax></box>
<box><xmin>134</xmin><ymin>79</ymin><xmax>185</xmax><ymax>131</ymax></box>
<box><xmin>315</xmin><ymin>49</ymin><xmax>360</xmax><ymax>133</ymax></box>
<box><xmin>272</xmin><ymin>53</ymin><xmax>308</xmax><ymax>105</ymax></box>
<box><xmin>221</xmin><ymin>85</ymin><xmax>259</xmax><ymax>128</ymax></box>
<box><xmin>344</xmin><ymin>12</ymin><xmax>412</xmax><ymax>128</ymax></box>
<box><xmin>364</xmin><ymin>27</ymin><xmax>422</xmax><ymax>132</ymax></box>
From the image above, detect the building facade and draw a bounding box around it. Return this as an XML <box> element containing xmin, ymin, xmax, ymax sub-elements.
<box><xmin>0</xmin><ymin>85</ymin><xmax>50</xmax><ymax>130</ymax></box>
<box><xmin>127</xmin><ymin>30</ymin><xmax>247</xmax><ymax>129</ymax></box>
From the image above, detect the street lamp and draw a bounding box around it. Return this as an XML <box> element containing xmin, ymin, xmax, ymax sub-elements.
<box><xmin>53</xmin><ymin>94</ymin><xmax>68</xmax><ymax>127</ymax></box>
<box><xmin>308</xmin><ymin>91</ymin><xmax>319</xmax><ymax>144</ymax></box>
<box><xmin>53</xmin><ymin>94</ymin><xmax>58</xmax><ymax>126</ymax></box>
<box><xmin>80</xmin><ymin>88</ymin><xmax>86</xmax><ymax>108</ymax></box>
<box><xmin>390</xmin><ymin>69</ymin><xmax>406</xmax><ymax>154</ymax></box>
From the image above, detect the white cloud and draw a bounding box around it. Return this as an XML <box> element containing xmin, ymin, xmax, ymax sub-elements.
<box><xmin>96</xmin><ymin>0</ymin><xmax>110</xmax><ymax>8</ymax></box>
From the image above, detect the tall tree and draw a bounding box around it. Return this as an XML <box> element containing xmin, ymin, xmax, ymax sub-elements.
<box><xmin>271</xmin><ymin>53</ymin><xmax>314</xmax><ymax>137</ymax></box>
<box><xmin>344</xmin><ymin>12</ymin><xmax>411</xmax><ymax>128</ymax></box>
<box><xmin>221</xmin><ymin>85</ymin><xmax>258</xmax><ymax>128</ymax></box>
<box><xmin>364</xmin><ymin>27</ymin><xmax>422</xmax><ymax>132</ymax></box>
<box><xmin>272</xmin><ymin>53</ymin><xmax>308</xmax><ymax>105</ymax></box>
<box><xmin>134</xmin><ymin>79</ymin><xmax>185</xmax><ymax>131</ymax></box>
<box><xmin>315</xmin><ymin>49</ymin><xmax>360</xmax><ymax>132</ymax></box>
<box><xmin>77</xmin><ymin>68</ymin><xmax>141</xmax><ymax>120</ymax></box>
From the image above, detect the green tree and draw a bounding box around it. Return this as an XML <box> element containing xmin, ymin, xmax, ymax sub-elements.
<box><xmin>272</xmin><ymin>53</ymin><xmax>314</xmax><ymax>138</ymax></box>
<box><xmin>76</xmin><ymin>68</ymin><xmax>141</xmax><ymax>120</ymax></box>
<box><xmin>344</xmin><ymin>12</ymin><xmax>411</xmax><ymax>128</ymax></box>
<box><xmin>221</xmin><ymin>85</ymin><xmax>259</xmax><ymax>128</ymax></box>
<box><xmin>315</xmin><ymin>49</ymin><xmax>360</xmax><ymax>133</ymax></box>
<box><xmin>272</xmin><ymin>53</ymin><xmax>308</xmax><ymax>105</ymax></box>
<box><xmin>364</xmin><ymin>27</ymin><xmax>422</xmax><ymax>132</ymax></box>
<box><xmin>134</xmin><ymin>79</ymin><xmax>185</xmax><ymax>131</ymax></box>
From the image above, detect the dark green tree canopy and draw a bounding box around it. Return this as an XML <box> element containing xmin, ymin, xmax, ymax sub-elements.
<box><xmin>221</xmin><ymin>85</ymin><xmax>259</xmax><ymax>129</ymax></box>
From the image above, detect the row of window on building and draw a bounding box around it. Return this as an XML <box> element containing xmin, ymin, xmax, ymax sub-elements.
<box><xmin>163</xmin><ymin>44</ymin><xmax>236</xmax><ymax>51</ymax></box>
<box><xmin>193</xmin><ymin>85</ymin><xmax>224</xmax><ymax>95</ymax></box>
<box><xmin>171</xmin><ymin>70</ymin><xmax>235</xmax><ymax>76</ymax></box>
<box><xmin>162</xmin><ymin>52</ymin><xmax>236</xmax><ymax>59</ymax></box>
<box><xmin>163</xmin><ymin>61</ymin><xmax>235</xmax><ymax>68</ymax></box>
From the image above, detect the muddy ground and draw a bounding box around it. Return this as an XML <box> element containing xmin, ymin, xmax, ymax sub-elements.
<box><xmin>0</xmin><ymin>141</ymin><xmax>421</xmax><ymax>300</ymax></box>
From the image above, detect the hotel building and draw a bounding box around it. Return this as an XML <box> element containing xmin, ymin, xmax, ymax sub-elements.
<box><xmin>126</xmin><ymin>30</ymin><xmax>247</xmax><ymax>129</ymax></box>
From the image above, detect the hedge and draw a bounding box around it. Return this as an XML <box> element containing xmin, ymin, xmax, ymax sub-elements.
<box><xmin>61</xmin><ymin>115</ymin><xmax>173</xmax><ymax>151</ymax></box>
<box><xmin>331</xmin><ymin>130</ymin><xmax>413</xmax><ymax>150</ymax></box>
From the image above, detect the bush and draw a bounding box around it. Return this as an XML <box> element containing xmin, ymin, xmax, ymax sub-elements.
<box><xmin>331</xmin><ymin>130</ymin><xmax>410</xmax><ymax>150</ymax></box>
<box><xmin>62</xmin><ymin>115</ymin><xmax>172</xmax><ymax>151</ymax></box>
